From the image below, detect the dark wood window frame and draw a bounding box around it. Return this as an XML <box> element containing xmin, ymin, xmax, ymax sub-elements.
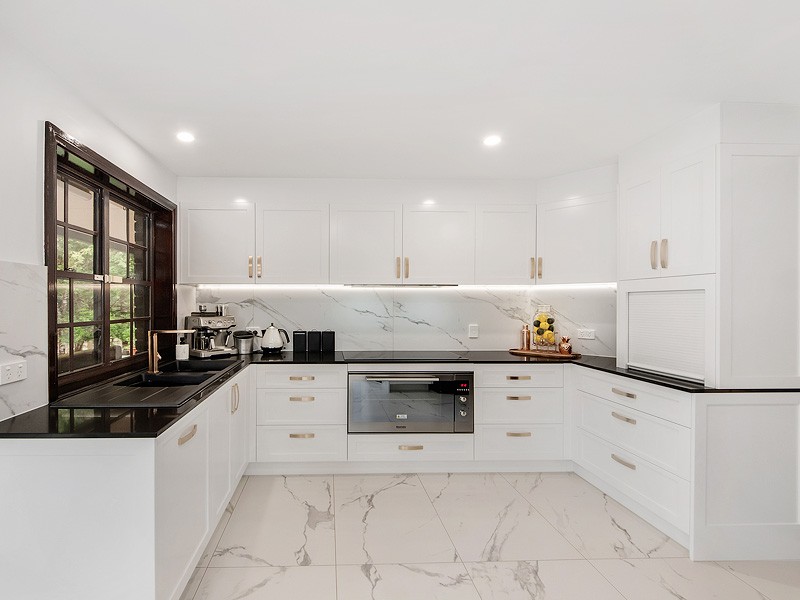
<box><xmin>44</xmin><ymin>122</ymin><xmax>177</xmax><ymax>400</ymax></box>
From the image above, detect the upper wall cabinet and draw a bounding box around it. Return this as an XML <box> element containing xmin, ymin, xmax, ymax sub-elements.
<box><xmin>256</xmin><ymin>204</ymin><xmax>329</xmax><ymax>284</ymax></box>
<box><xmin>619</xmin><ymin>147</ymin><xmax>716</xmax><ymax>281</ymax></box>
<box><xmin>536</xmin><ymin>193</ymin><xmax>617</xmax><ymax>284</ymax></box>
<box><xmin>330</xmin><ymin>204</ymin><xmax>402</xmax><ymax>284</ymax></box>
<box><xmin>475</xmin><ymin>205</ymin><xmax>536</xmax><ymax>284</ymax></box>
<box><xmin>180</xmin><ymin>203</ymin><xmax>256</xmax><ymax>284</ymax></box>
<box><xmin>402</xmin><ymin>204</ymin><xmax>475</xmax><ymax>284</ymax></box>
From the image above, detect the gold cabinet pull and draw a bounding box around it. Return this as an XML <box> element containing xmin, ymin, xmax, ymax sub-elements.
<box><xmin>611</xmin><ymin>411</ymin><xmax>637</xmax><ymax>425</ymax></box>
<box><xmin>611</xmin><ymin>387</ymin><xmax>636</xmax><ymax>399</ymax></box>
<box><xmin>506</xmin><ymin>395</ymin><xmax>532</xmax><ymax>401</ymax></box>
<box><xmin>289</xmin><ymin>396</ymin><xmax>315</xmax><ymax>402</ymax></box>
<box><xmin>650</xmin><ymin>240</ymin><xmax>658</xmax><ymax>270</ymax></box>
<box><xmin>660</xmin><ymin>238</ymin><xmax>668</xmax><ymax>269</ymax></box>
<box><xmin>506</xmin><ymin>375</ymin><xmax>531</xmax><ymax>381</ymax></box>
<box><xmin>530</xmin><ymin>257</ymin><xmax>536</xmax><ymax>279</ymax></box>
<box><xmin>404</xmin><ymin>257</ymin><xmax>410</xmax><ymax>278</ymax></box>
<box><xmin>231</xmin><ymin>384</ymin><xmax>237</xmax><ymax>414</ymax></box>
<box><xmin>537</xmin><ymin>256</ymin><xmax>543</xmax><ymax>279</ymax></box>
<box><xmin>399</xmin><ymin>444</ymin><xmax>423</xmax><ymax>451</ymax></box>
<box><xmin>178</xmin><ymin>424</ymin><xmax>198</xmax><ymax>446</ymax></box>
<box><xmin>611</xmin><ymin>453</ymin><xmax>637</xmax><ymax>470</ymax></box>
<box><xmin>506</xmin><ymin>431</ymin><xmax>532</xmax><ymax>437</ymax></box>
<box><xmin>289</xmin><ymin>433</ymin><xmax>315</xmax><ymax>439</ymax></box>
<box><xmin>289</xmin><ymin>375</ymin><xmax>315</xmax><ymax>381</ymax></box>
<box><xmin>248</xmin><ymin>255</ymin><xmax>254</xmax><ymax>278</ymax></box>
<box><xmin>257</xmin><ymin>256</ymin><xmax>263</xmax><ymax>278</ymax></box>
<box><xmin>395</xmin><ymin>256</ymin><xmax>401</xmax><ymax>279</ymax></box>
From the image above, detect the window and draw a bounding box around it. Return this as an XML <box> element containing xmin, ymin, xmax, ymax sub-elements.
<box><xmin>45</xmin><ymin>123</ymin><xmax>176</xmax><ymax>398</ymax></box>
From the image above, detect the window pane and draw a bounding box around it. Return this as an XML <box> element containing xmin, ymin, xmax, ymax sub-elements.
<box><xmin>73</xmin><ymin>280</ymin><xmax>102</xmax><ymax>323</ymax></box>
<box><xmin>67</xmin><ymin>182</ymin><xmax>94</xmax><ymax>230</ymax></box>
<box><xmin>110</xmin><ymin>322</ymin><xmax>131</xmax><ymax>361</ymax></box>
<box><xmin>56</xmin><ymin>226</ymin><xmax>65</xmax><ymax>270</ymax></box>
<box><xmin>72</xmin><ymin>325</ymin><xmax>102</xmax><ymax>370</ymax></box>
<box><xmin>57</xmin><ymin>178</ymin><xmax>65</xmax><ymax>221</ymax></box>
<box><xmin>109</xmin><ymin>201</ymin><xmax>127</xmax><ymax>241</ymax></box>
<box><xmin>130</xmin><ymin>210</ymin><xmax>148</xmax><ymax>246</ymax></box>
<box><xmin>110</xmin><ymin>284</ymin><xmax>131</xmax><ymax>320</ymax></box>
<box><xmin>133</xmin><ymin>285</ymin><xmax>150</xmax><ymax>318</ymax></box>
<box><xmin>129</xmin><ymin>247</ymin><xmax>146</xmax><ymax>280</ymax></box>
<box><xmin>133</xmin><ymin>321</ymin><xmax>149</xmax><ymax>355</ymax></box>
<box><xmin>57</xmin><ymin>328</ymin><xmax>70</xmax><ymax>374</ymax></box>
<box><xmin>66</xmin><ymin>229</ymin><xmax>95</xmax><ymax>274</ymax></box>
<box><xmin>56</xmin><ymin>279</ymin><xmax>69</xmax><ymax>324</ymax></box>
<box><xmin>109</xmin><ymin>241</ymin><xmax>127</xmax><ymax>278</ymax></box>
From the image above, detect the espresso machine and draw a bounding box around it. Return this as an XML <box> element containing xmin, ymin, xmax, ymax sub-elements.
<box><xmin>185</xmin><ymin>314</ymin><xmax>237</xmax><ymax>358</ymax></box>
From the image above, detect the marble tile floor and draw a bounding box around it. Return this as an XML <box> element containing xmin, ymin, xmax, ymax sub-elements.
<box><xmin>181</xmin><ymin>472</ymin><xmax>800</xmax><ymax>600</ymax></box>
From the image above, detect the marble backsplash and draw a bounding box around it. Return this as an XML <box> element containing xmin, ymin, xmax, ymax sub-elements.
<box><xmin>0</xmin><ymin>260</ymin><xmax>48</xmax><ymax>420</ymax></box>
<box><xmin>190</xmin><ymin>285</ymin><xmax>616</xmax><ymax>356</ymax></box>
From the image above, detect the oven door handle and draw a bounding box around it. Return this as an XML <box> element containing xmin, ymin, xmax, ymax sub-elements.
<box><xmin>364</xmin><ymin>376</ymin><xmax>441</xmax><ymax>383</ymax></box>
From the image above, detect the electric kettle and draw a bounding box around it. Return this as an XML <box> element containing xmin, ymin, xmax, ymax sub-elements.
<box><xmin>261</xmin><ymin>323</ymin><xmax>290</xmax><ymax>354</ymax></box>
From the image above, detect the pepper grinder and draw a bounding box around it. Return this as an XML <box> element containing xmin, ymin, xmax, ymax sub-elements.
<box><xmin>521</xmin><ymin>324</ymin><xmax>531</xmax><ymax>350</ymax></box>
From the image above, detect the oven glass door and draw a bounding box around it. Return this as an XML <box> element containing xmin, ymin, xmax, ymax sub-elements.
<box><xmin>348</xmin><ymin>373</ymin><xmax>457</xmax><ymax>433</ymax></box>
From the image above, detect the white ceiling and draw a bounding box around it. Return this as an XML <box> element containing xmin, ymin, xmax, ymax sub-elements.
<box><xmin>3</xmin><ymin>1</ymin><xmax>800</xmax><ymax>179</ymax></box>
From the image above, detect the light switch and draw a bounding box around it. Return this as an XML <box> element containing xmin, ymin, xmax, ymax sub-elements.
<box><xmin>468</xmin><ymin>324</ymin><xmax>479</xmax><ymax>339</ymax></box>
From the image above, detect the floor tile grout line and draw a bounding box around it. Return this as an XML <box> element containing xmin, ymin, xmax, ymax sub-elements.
<box><xmin>584</xmin><ymin>557</ymin><xmax>642</xmax><ymax>600</ymax></box>
<box><xmin>206</xmin><ymin>475</ymin><xmax>251</xmax><ymax>569</ymax></box>
<box><xmin>332</xmin><ymin>473</ymin><xmax>339</xmax><ymax>600</ymax></box>
<box><xmin>712</xmin><ymin>561</ymin><xmax>777</xmax><ymax>600</ymax></box>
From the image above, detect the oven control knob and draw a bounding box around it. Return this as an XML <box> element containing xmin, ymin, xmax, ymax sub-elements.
<box><xmin>459</xmin><ymin>409</ymin><xmax>468</xmax><ymax>417</ymax></box>
<box><xmin>458</xmin><ymin>396</ymin><xmax>468</xmax><ymax>404</ymax></box>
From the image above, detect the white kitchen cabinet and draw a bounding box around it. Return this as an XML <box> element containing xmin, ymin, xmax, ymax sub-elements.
<box><xmin>256</xmin><ymin>204</ymin><xmax>329</xmax><ymax>283</ymax></box>
<box><xmin>619</xmin><ymin>173</ymin><xmax>663</xmax><ymax>280</ymax></box>
<box><xmin>475</xmin><ymin>204</ymin><xmax>536</xmax><ymax>284</ymax></box>
<box><xmin>536</xmin><ymin>193</ymin><xmax>617</xmax><ymax>284</ymax></box>
<box><xmin>180</xmin><ymin>202</ymin><xmax>256</xmax><ymax>283</ymax></box>
<box><xmin>330</xmin><ymin>203</ymin><xmax>403</xmax><ymax>284</ymax></box>
<box><xmin>208</xmin><ymin>380</ymin><xmax>232</xmax><ymax>524</ymax></box>
<box><xmin>402</xmin><ymin>203</ymin><xmax>475</xmax><ymax>284</ymax></box>
<box><xmin>229</xmin><ymin>370</ymin><xmax>249</xmax><ymax>489</ymax></box>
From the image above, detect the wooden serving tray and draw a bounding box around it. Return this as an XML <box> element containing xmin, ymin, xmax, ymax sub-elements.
<box><xmin>508</xmin><ymin>348</ymin><xmax>581</xmax><ymax>360</ymax></box>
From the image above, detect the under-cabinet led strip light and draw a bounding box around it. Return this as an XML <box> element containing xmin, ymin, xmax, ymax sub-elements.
<box><xmin>195</xmin><ymin>283</ymin><xmax>617</xmax><ymax>291</ymax></box>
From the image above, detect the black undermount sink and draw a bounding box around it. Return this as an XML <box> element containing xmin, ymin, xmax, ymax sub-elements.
<box><xmin>159</xmin><ymin>359</ymin><xmax>239</xmax><ymax>373</ymax></box>
<box><xmin>117</xmin><ymin>371</ymin><xmax>215</xmax><ymax>387</ymax></box>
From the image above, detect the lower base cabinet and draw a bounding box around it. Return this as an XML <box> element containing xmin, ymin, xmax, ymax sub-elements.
<box><xmin>256</xmin><ymin>425</ymin><xmax>347</xmax><ymax>462</ymax></box>
<box><xmin>348</xmin><ymin>434</ymin><xmax>474</xmax><ymax>461</ymax></box>
<box><xmin>475</xmin><ymin>424</ymin><xmax>564</xmax><ymax>461</ymax></box>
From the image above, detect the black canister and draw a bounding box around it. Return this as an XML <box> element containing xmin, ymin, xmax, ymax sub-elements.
<box><xmin>307</xmin><ymin>330</ymin><xmax>322</xmax><ymax>354</ymax></box>
<box><xmin>321</xmin><ymin>330</ymin><xmax>335</xmax><ymax>353</ymax></box>
<box><xmin>292</xmin><ymin>330</ymin><xmax>307</xmax><ymax>353</ymax></box>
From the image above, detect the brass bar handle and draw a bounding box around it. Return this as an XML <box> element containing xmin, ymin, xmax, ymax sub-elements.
<box><xmin>404</xmin><ymin>257</ymin><xmax>410</xmax><ymax>279</ymax></box>
<box><xmin>506</xmin><ymin>395</ymin><xmax>532</xmax><ymax>401</ymax></box>
<box><xmin>506</xmin><ymin>432</ymin><xmax>532</xmax><ymax>437</ymax></box>
<box><xmin>257</xmin><ymin>256</ymin><xmax>263</xmax><ymax>278</ymax></box>
<box><xmin>611</xmin><ymin>453</ymin><xmax>637</xmax><ymax>470</ymax></box>
<box><xmin>236</xmin><ymin>384</ymin><xmax>240</xmax><ymax>411</ymax></box>
<box><xmin>178</xmin><ymin>424</ymin><xmax>198</xmax><ymax>446</ymax></box>
<box><xmin>660</xmin><ymin>238</ymin><xmax>668</xmax><ymax>269</ymax></box>
<box><xmin>611</xmin><ymin>387</ymin><xmax>636</xmax><ymax>399</ymax></box>
<box><xmin>289</xmin><ymin>433</ymin><xmax>315</xmax><ymax>439</ymax></box>
<box><xmin>506</xmin><ymin>375</ymin><xmax>531</xmax><ymax>381</ymax></box>
<box><xmin>231</xmin><ymin>384</ymin><xmax>237</xmax><ymax>414</ymax></box>
<box><xmin>289</xmin><ymin>375</ymin><xmax>315</xmax><ymax>381</ymax></box>
<box><xmin>537</xmin><ymin>257</ymin><xmax>543</xmax><ymax>279</ymax></box>
<box><xmin>611</xmin><ymin>411</ymin><xmax>637</xmax><ymax>425</ymax></box>
<box><xmin>396</xmin><ymin>257</ymin><xmax>401</xmax><ymax>279</ymax></box>
<box><xmin>289</xmin><ymin>396</ymin><xmax>315</xmax><ymax>402</ymax></box>
<box><xmin>399</xmin><ymin>444</ymin><xmax>424</xmax><ymax>451</ymax></box>
<box><xmin>248</xmin><ymin>255</ymin><xmax>254</xmax><ymax>278</ymax></box>
<box><xmin>650</xmin><ymin>240</ymin><xmax>657</xmax><ymax>270</ymax></box>
<box><xmin>530</xmin><ymin>257</ymin><xmax>536</xmax><ymax>280</ymax></box>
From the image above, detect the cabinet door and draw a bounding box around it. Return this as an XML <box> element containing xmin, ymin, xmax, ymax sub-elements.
<box><xmin>208</xmin><ymin>383</ymin><xmax>232</xmax><ymax>524</ymax></box>
<box><xmin>256</xmin><ymin>204</ymin><xmax>329</xmax><ymax>283</ymax></box>
<box><xmin>475</xmin><ymin>205</ymin><xmax>536</xmax><ymax>284</ymax></box>
<box><xmin>229</xmin><ymin>372</ymin><xmax>249</xmax><ymax>488</ymax></box>
<box><xmin>536</xmin><ymin>193</ymin><xmax>616</xmax><ymax>284</ymax></box>
<box><xmin>402</xmin><ymin>203</ymin><xmax>475</xmax><ymax>284</ymax></box>
<box><xmin>180</xmin><ymin>203</ymin><xmax>256</xmax><ymax>283</ymax></box>
<box><xmin>330</xmin><ymin>204</ymin><xmax>402</xmax><ymax>284</ymax></box>
<box><xmin>660</xmin><ymin>147</ymin><xmax>716</xmax><ymax>277</ymax></box>
<box><xmin>618</xmin><ymin>174</ymin><xmax>661</xmax><ymax>280</ymax></box>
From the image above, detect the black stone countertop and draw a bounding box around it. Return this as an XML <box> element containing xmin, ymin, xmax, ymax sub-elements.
<box><xmin>2</xmin><ymin>350</ymin><xmax>792</xmax><ymax>438</ymax></box>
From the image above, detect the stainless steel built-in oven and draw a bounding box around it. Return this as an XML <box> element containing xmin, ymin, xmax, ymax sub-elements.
<box><xmin>348</xmin><ymin>372</ymin><xmax>474</xmax><ymax>433</ymax></box>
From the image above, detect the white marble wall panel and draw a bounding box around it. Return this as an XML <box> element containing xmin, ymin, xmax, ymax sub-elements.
<box><xmin>0</xmin><ymin>261</ymin><xmax>48</xmax><ymax>421</ymax></box>
<box><xmin>195</xmin><ymin>285</ymin><xmax>616</xmax><ymax>355</ymax></box>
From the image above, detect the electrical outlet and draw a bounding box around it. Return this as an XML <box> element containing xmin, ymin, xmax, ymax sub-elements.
<box><xmin>536</xmin><ymin>305</ymin><xmax>551</xmax><ymax>313</ymax></box>
<box><xmin>468</xmin><ymin>324</ymin><xmax>479</xmax><ymax>339</ymax></box>
<box><xmin>577</xmin><ymin>328</ymin><xmax>596</xmax><ymax>340</ymax></box>
<box><xmin>0</xmin><ymin>359</ymin><xmax>27</xmax><ymax>385</ymax></box>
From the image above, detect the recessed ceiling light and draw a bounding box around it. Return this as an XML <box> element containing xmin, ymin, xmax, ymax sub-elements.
<box><xmin>234</xmin><ymin>198</ymin><xmax>248</xmax><ymax>204</ymax></box>
<box><xmin>176</xmin><ymin>131</ymin><xmax>195</xmax><ymax>143</ymax></box>
<box><xmin>423</xmin><ymin>198</ymin><xmax>436</xmax><ymax>205</ymax></box>
<box><xmin>483</xmin><ymin>134</ymin><xmax>502</xmax><ymax>147</ymax></box>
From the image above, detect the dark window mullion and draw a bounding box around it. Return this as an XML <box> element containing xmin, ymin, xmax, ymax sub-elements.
<box><xmin>100</xmin><ymin>187</ymin><xmax>111</xmax><ymax>368</ymax></box>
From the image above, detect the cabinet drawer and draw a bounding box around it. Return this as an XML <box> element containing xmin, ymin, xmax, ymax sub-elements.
<box><xmin>575</xmin><ymin>369</ymin><xmax>691</xmax><ymax>427</ymax></box>
<box><xmin>475</xmin><ymin>364</ymin><xmax>564</xmax><ymax>388</ymax></box>
<box><xmin>577</xmin><ymin>391</ymin><xmax>690</xmax><ymax>478</ymax></box>
<box><xmin>476</xmin><ymin>388</ymin><xmax>563</xmax><ymax>424</ymax></box>
<box><xmin>256</xmin><ymin>425</ymin><xmax>347</xmax><ymax>462</ymax></box>
<box><xmin>255</xmin><ymin>364</ymin><xmax>347</xmax><ymax>389</ymax></box>
<box><xmin>347</xmin><ymin>434</ymin><xmax>474</xmax><ymax>462</ymax></box>
<box><xmin>257</xmin><ymin>389</ymin><xmax>347</xmax><ymax>425</ymax></box>
<box><xmin>575</xmin><ymin>429</ymin><xmax>690</xmax><ymax>532</ymax></box>
<box><xmin>475</xmin><ymin>424</ymin><xmax>564</xmax><ymax>461</ymax></box>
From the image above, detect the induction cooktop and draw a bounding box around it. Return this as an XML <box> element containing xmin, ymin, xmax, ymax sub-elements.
<box><xmin>342</xmin><ymin>351</ymin><xmax>468</xmax><ymax>362</ymax></box>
